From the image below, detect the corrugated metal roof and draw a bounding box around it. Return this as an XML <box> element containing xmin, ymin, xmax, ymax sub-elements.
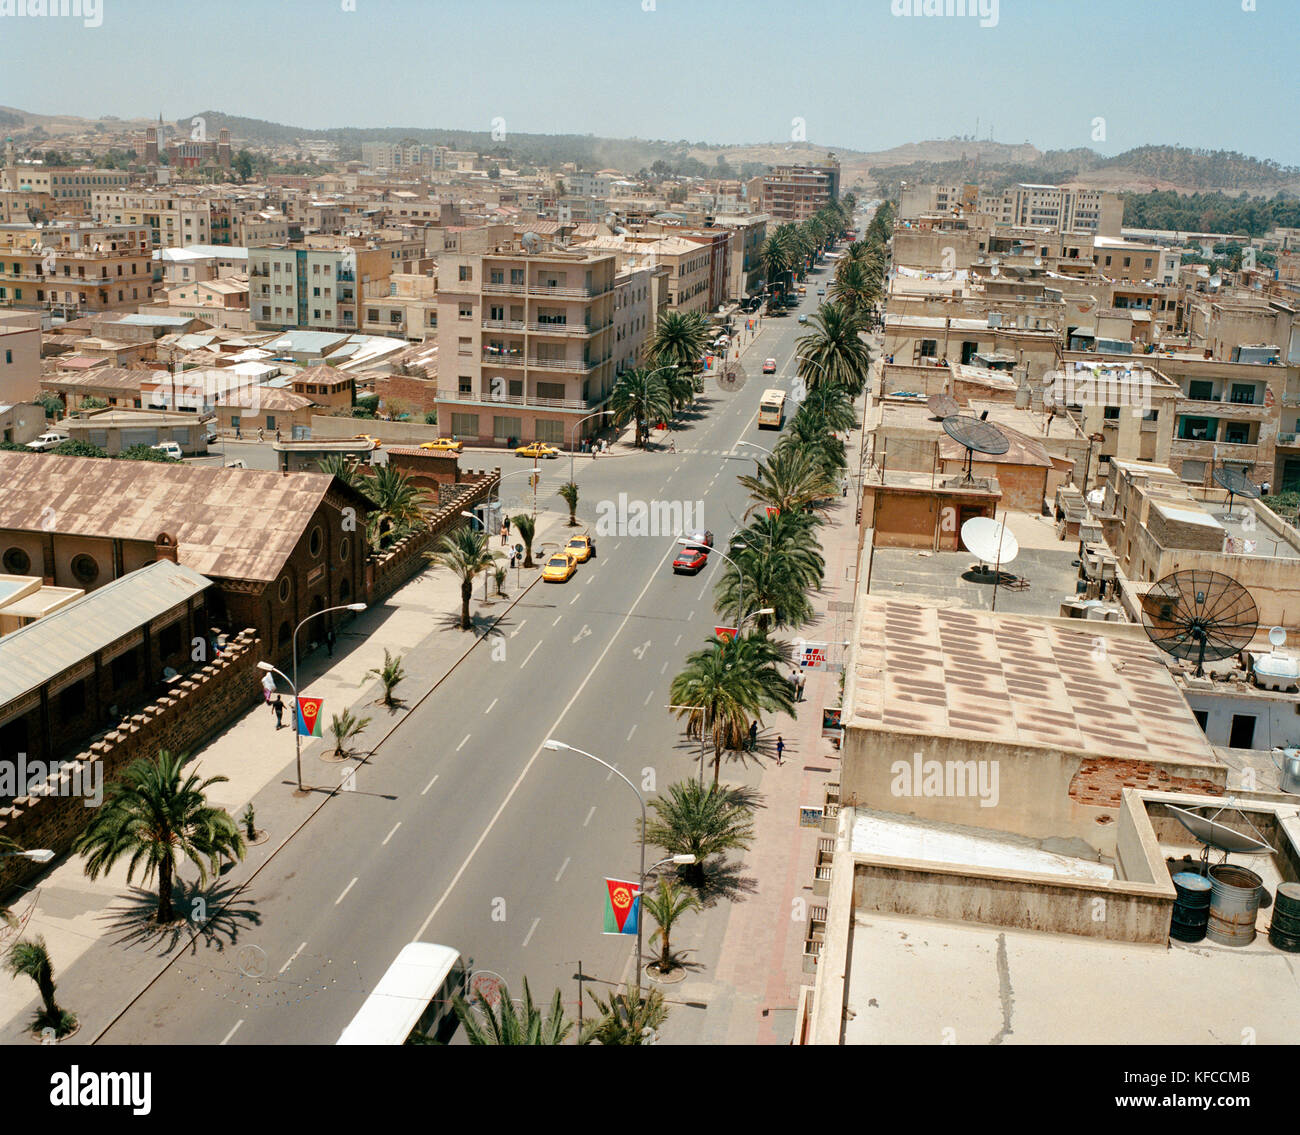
<box><xmin>0</xmin><ymin>453</ymin><xmax>349</xmax><ymax>583</ymax></box>
<box><xmin>0</xmin><ymin>560</ymin><xmax>212</xmax><ymax>709</ymax></box>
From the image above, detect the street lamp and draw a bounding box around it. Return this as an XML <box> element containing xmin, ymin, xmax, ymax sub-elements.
<box><xmin>257</xmin><ymin>660</ymin><xmax>301</xmax><ymax>790</ymax></box>
<box><xmin>678</xmin><ymin>538</ymin><xmax>744</xmax><ymax>630</ymax></box>
<box><xmin>284</xmin><ymin>602</ymin><xmax>365</xmax><ymax>793</ymax></box>
<box><xmin>0</xmin><ymin>848</ymin><xmax>54</xmax><ymax>863</ymax></box>
<box><xmin>543</xmin><ymin>739</ymin><xmax>651</xmax><ymax>990</ymax></box>
<box><xmin>568</xmin><ymin>408</ymin><xmax>614</xmax><ymax>484</ymax></box>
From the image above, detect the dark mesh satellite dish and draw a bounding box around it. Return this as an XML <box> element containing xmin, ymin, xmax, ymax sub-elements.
<box><xmin>1167</xmin><ymin>805</ymin><xmax>1273</xmax><ymax>856</ymax></box>
<box><xmin>1212</xmin><ymin>466</ymin><xmax>1262</xmax><ymax>517</ymax></box>
<box><xmin>926</xmin><ymin>393</ymin><xmax>959</xmax><ymax>419</ymax></box>
<box><xmin>1140</xmin><ymin>570</ymin><xmax>1259</xmax><ymax>676</ymax></box>
<box><xmin>942</xmin><ymin>414</ymin><xmax>1009</xmax><ymax>483</ymax></box>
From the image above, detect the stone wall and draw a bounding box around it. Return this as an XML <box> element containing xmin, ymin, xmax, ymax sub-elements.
<box><xmin>0</xmin><ymin>630</ymin><xmax>262</xmax><ymax>898</ymax></box>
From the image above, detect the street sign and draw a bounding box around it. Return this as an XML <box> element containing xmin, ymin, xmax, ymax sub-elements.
<box><xmin>798</xmin><ymin>643</ymin><xmax>830</xmax><ymax>670</ymax></box>
<box><xmin>799</xmin><ymin>806</ymin><xmax>825</xmax><ymax>829</ymax></box>
<box><xmin>714</xmin><ymin>625</ymin><xmax>738</xmax><ymax>642</ymax></box>
<box><xmin>821</xmin><ymin>707</ymin><xmax>843</xmax><ymax>739</ymax></box>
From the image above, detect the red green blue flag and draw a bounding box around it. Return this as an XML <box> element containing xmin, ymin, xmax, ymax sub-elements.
<box><xmin>603</xmin><ymin>877</ymin><xmax>640</xmax><ymax>936</ymax></box>
<box><xmin>296</xmin><ymin>696</ymin><xmax>324</xmax><ymax>737</ymax></box>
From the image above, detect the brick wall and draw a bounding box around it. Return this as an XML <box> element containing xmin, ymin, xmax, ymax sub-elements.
<box><xmin>0</xmin><ymin>630</ymin><xmax>262</xmax><ymax>898</ymax></box>
<box><xmin>373</xmin><ymin>372</ymin><xmax>438</xmax><ymax>415</ymax></box>
<box><xmin>1068</xmin><ymin>756</ymin><xmax>1226</xmax><ymax>809</ymax></box>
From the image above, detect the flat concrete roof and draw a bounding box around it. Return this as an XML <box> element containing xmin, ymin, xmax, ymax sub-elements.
<box><xmin>849</xmin><ymin>596</ymin><xmax>1218</xmax><ymax>765</ymax></box>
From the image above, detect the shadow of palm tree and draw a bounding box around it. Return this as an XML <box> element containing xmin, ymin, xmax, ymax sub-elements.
<box><xmin>100</xmin><ymin>875</ymin><xmax>262</xmax><ymax>954</ymax></box>
<box><xmin>685</xmin><ymin>857</ymin><xmax>758</xmax><ymax>908</ymax></box>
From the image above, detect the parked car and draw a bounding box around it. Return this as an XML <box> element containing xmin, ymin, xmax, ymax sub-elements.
<box><xmin>762</xmin><ymin>358</ymin><xmax>777</xmax><ymax>374</ymax></box>
<box><xmin>419</xmin><ymin>438</ymin><xmax>464</xmax><ymax>453</ymax></box>
<box><xmin>205</xmin><ymin>429</ymin><xmax>219</xmax><ymax>445</ymax></box>
<box><xmin>151</xmin><ymin>441</ymin><xmax>183</xmax><ymax>460</ymax></box>
<box><xmin>27</xmin><ymin>430</ymin><xmax>70</xmax><ymax>452</ymax></box>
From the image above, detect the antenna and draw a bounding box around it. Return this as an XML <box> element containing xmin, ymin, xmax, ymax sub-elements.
<box><xmin>941</xmin><ymin>414</ymin><xmax>1009</xmax><ymax>484</ymax></box>
<box><xmin>1140</xmin><ymin>570</ymin><xmax>1259</xmax><ymax>677</ymax></box>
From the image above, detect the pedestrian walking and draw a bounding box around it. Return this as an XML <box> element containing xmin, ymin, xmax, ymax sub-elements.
<box><xmin>747</xmin><ymin>721</ymin><xmax>758</xmax><ymax>753</ymax></box>
<box><xmin>261</xmin><ymin>670</ymin><xmax>275</xmax><ymax>708</ymax></box>
<box><xmin>776</xmin><ymin>735</ymin><xmax>785</xmax><ymax>766</ymax></box>
<box><xmin>325</xmin><ymin>627</ymin><xmax>336</xmax><ymax>658</ymax></box>
<box><xmin>235</xmin><ymin>424</ymin><xmax>242</xmax><ymax>440</ymax></box>
<box><xmin>501</xmin><ymin>519</ymin><xmax>510</xmax><ymax>546</ymax></box>
<box><xmin>271</xmin><ymin>694</ymin><xmax>285</xmax><ymax>730</ymax></box>
<box><xmin>257</xmin><ymin>427</ymin><xmax>264</xmax><ymax>442</ymax></box>
<box><xmin>275</xmin><ymin>427</ymin><xmax>282</xmax><ymax>443</ymax></box>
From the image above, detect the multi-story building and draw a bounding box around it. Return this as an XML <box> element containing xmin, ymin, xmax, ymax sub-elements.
<box><xmin>434</xmin><ymin>241</ymin><xmax>617</xmax><ymax>447</ymax></box>
<box><xmin>0</xmin><ymin>190</ymin><xmax>56</xmax><ymax>225</ymax></box>
<box><xmin>0</xmin><ymin>312</ymin><xmax>41</xmax><ymax>403</ymax></box>
<box><xmin>362</xmin><ymin>141</ymin><xmax>435</xmax><ymax>171</ymax></box>
<box><xmin>900</xmin><ymin>182</ymin><xmax>1122</xmax><ymax>237</ymax></box>
<box><xmin>750</xmin><ymin>156</ymin><xmax>841</xmax><ymax>222</ymax></box>
<box><xmin>92</xmin><ymin>189</ymin><xmax>220</xmax><ymax>248</ymax></box>
<box><xmin>612</xmin><ymin>265</ymin><xmax>654</xmax><ymax>377</ymax></box>
<box><xmin>0</xmin><ymin>165</ymin><xmax>131</xmax><ymax>211</ymax></box>
<box><xmin>711</xmin><ymin>213</ymin><xmax>769</xmax><ymax>301</ymax></box>
<box><xmin>579</xmin><ymin>233</ymin><xmax>713</xmax><ymax>316</ymax></box>
<box><xmin>0</xmin><ymin>222</ymin><xmax>153</xmax><ymax>318</ymax></box>
<box><xmin>247</xmin><ymin>242</ymin><xmax>393</xmax><ymax>332</ymax></box>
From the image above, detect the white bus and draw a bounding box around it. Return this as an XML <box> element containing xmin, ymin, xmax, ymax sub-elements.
<box><xmin>757</xmin><ymin>388</ymin><xmax>787</xmax><ymax>429</ymax></box>
<box><xmin>336</xmin><ymin>942</ymin><xmax>467</xmax><ymax>1045</ymax></box>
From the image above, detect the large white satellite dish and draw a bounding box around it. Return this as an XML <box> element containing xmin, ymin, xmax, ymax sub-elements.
<box><xmin>961</xmin><ymin>517</ymin><xmax>1019</xmax><ymax>566</ymax></box>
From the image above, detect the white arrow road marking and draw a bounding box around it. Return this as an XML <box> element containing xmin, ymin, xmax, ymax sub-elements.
<box><xmin>572</xmin><ymin>624</ymin><xmax>592</xmax><ymax>644</ymax></box>
<box><xmin>632</xmin><ymin>639</ymin><xmax>651</xmax><ymax>659</ymax></box>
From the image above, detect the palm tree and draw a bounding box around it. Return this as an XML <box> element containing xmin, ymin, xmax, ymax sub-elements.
<box><xmin>609</xmin><ymin>367</ymin><xmax>673</xmax><ymax>449</ymax></box>
<box><xmin>512</xmin><ymin>513</ymin><xmax>536</xmax><ymax>569</ymax></box>
<box><xmin>795</xmin><ymin>383</ymin><xmax>857</xmax><ymax>434</ymax></box>
<box><xmin>5</xmin><ymin>937</ymin><xmax>75</xmax><ymax>1037</ymax></box>
<box><xmin>556</xmin><ymin>481</ymin><xmax>580</xmax><ymax>527</ymax></box>
<box><xmin>366</xmin><ymin>649</ymin><xmax>406</xmax><ymax>708</ymax></box>
<box><xmin>829</xmin><ymin>255</ymin><xmax>882</xmax><ymax>317</ymax></box>
<box><xmin>494</xmin><ymin>565</ymin><xmax>507</xmax><ymax>596</ymax></box>
<box><xmin>738</xmin><ymin>446</ymin><xmax>839</xmax><ymax>517</ymax></box>
<box><xmin>434</xmin><ymin>525</ymin><xmax>501</xmax><ymax>630</ymax></box>
<box><xmin>663</xmin><ymin>366</ymin><xmax>696</xmax><ymax>414</ymax></box>
<box><xmin>779</xmin><ymin>412</ymin><xmax>847</xmax><ymax>478</ymax></box>
<box><xmin>644</xmin><ymin>877</ymin><xmax>700</xmax><ymax>975</ymax></box>
<box><xmin>73</xmin><ymin>750</ymin><xmax>245</xmax><ymax>924</ymax></box>
<box><xmin>580</xmin><ymin>983</ymin><xmax>668</xmax><ymax>1045</ymax></box>
<box><xmin>453</xmin><ymin>979</ymin><xmax>573</xmax><ymax>1045</ymax></box>
<box><xmin>329</xmin><ymin>708</ymin><xmax>371</xmax><ymax>757</ymax></box>
<box><xmin>317</xmin><ymin>453</ymin><xmax>363</xmax><ymax>489</ymax></box>
<box><xmin>364</xmin><ymin>464</ymin><xmax>428</xmax><ymax>549</ymax></box>
<box><xmin>643</xmin><ymin>780</ymin><xmax>755</xmax><ymax>889</ymax></box>
<box><xmin>648</xmin><ymin>309</ymin><xmax>709</xmax><ymax>373</ymax></box>
<box><xmin>717</xmin><ymin>539</ymin><xmax>821</xmax><ymax>632</ymax></box>
<box><xmin>796</xmin><ymin>302</ymin><xmax>873</xmax><ymax>395</ymax></box>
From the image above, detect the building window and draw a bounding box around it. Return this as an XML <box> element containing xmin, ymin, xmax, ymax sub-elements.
<box><xmin>71</xmin><ymin>554</ymin><xmax>100</xmax><ymax>585</ymax></box>
<box><xmin>339</xmin><ymin>536</ymin><xmax>351</xmax><ymax>563</ymax></box>
<box><xmin>310</xmin><ymin>525</ymin><xmax>323</xmax><ymax>557</ymax></box>
<box><xmin>111</xmin><ymin>649</ymin><xmax>139</xmax><ymax>690</ymax></box>
<box><xmin>459</xmin><ymin>265</ymin><xmax>472</xmax><ymax>282</ymax></box>
<box><xmin>459</xmin><ymin>303</ymin><xmax>472</xmax><ymax>319</ymax></box>
<box><xmin>279</xmin><ymin>575</ymin><xmax>292</xmax><ymax>603</ymax></box>
<box><xmin>2</xmin><ymin>546</ymin><xmax>30</xmax><ymax>574</ymax></box>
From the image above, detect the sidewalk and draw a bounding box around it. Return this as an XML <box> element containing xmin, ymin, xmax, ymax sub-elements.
<box><xmin>661</xmin><ymin>387</ymin><xmax>867</xmax><ymax>1045</ymax></box>
<box><xmin>0</xmin><ymin>503</ymin><xmax>576</xmax><ymax>1042</ymax></box>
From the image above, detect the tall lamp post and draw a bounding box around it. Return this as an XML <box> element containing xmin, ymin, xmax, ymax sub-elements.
<box><xmin>0</xmin><ymin>848</ymin><xmax>54</xmax><ymax>863</ymax></box>
<box><xmin>280</xmin><ymin>602</ymin><xmax>366</xmax><ymax>793</ymax></box>
<box><xmin>568</xmin><ymin>408</ymin><xmax>614</xmax><ymax>485</ymax></box>
<box><xmin>678</xmin><ymin>538</ymin><xmax>744</xmax><ymax>630</ymax></box>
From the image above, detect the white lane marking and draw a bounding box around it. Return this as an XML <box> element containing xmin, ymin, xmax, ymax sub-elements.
<box><xmin>569</xmin><ymin>592</ymin><xmax>581</xmax><ymax>605</ymax></box>
<box><xmin>552</xmin><ymin>614</ymin><xmax>563</xmax><ymax>626</ymax></box>
<box><xmin>627</xmin><ymin>723</ymin><xmax>637</xmax><ymax>742</ymax></box>
<box><xmin>555</xmin><ymin>857</ymin><xmax>571</xmax><ymax>882</ymax></box>
<box><xmin>688</xmin><ymin>609</ymin><xmax>695</xmax><ymax>621</ymax></box>
<box><xmin>457</xmin><ymin>733</ymin><xmax>471</xmax><ymax>751</ymax></box>
<box><xmin>521</xmin><ymin>641</ymin><xmax>541</xmax><ymax>667</ymax></box>
<box><xmin>335</xmin><ymin>877</ymin><xmax>358</xmax><ymax>905</ymax></box>
<box><xmin>383</xmin><ymin>822</ymin><xmax>402</xmax><ymax>846</ymax></box>
<box><xmin>279</xmin><ymin>941</ymin><xmax>307</xmax><ymax>975</ymax></box>
<box><xmin>417</xmin><ymin>535</ymin><xmax>684</xmax><ymax>941</ymax></box>
<box><xmin>674</xmin><ymin>634</ymin><xmax>682</xmax><ymax>646</ymax></box>
<box><xmin>484</xmin><ymin>697</ymin><xmax>498</xmax><ymax>714</ymax></box>
<box><xmin>220</xmin><ymin>1019</ymin><xmax>244</xmax><ymax>1045</ymax></box>
<box><xmin>675</xmin><ymin>461</ymin><xmax>683</xmax><ymax>472</ymax></box>
<box><xmin>644</xmin><ymin>690</ymin><xmax>654</xmax><ymax>706</ymax></box>
<box><xmin>422</xmin><ymin>773</ymin><xmax>439</xmax><ymax>795</ymax></box>
<box><xmin>614</xmin><ymin>542</ymin><xmax>622</xmax><ymax>551</ymax></box>
<box><xmin>523</xmin><ymin>917</ymin><xmax>541</xmax><ymax>948</ymax></box>
<box><xmin>697</xmin><ymin>580</ymin><xmax>709</xmax><ymax>600</ymax></box>
<box><xmin>583</xmin><ymin>805</ymin><xmax>596</xmax><ymax>827</ymax></box>
<box><xmin>660</xmin><ymin>660</ymin><xmax>668</xmax><ymax>674</ymax></box>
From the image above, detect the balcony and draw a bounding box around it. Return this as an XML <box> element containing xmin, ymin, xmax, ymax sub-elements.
<box><xmin>482</xmin><ymin>319</ymin><xmax>526</xmax><ymax>331</ymax></box>
<box><xmin>527</xmin><ymin>319</ymin><xmax>611</xmax><ymax>336</ymax></box>
<box><xmin>481</xmin><ymin>281</ymin><xmax>610</xmax><ymax>298</ymax></box>
<box><xmin>441</xmin><ymin>388</ymin><xmax>601</xmax><ymax>411</ymax></box>
<box><xmin>1277</xmin><ymin>433</ymin><xmax>1299</xmax><ymax>448</ymax></box>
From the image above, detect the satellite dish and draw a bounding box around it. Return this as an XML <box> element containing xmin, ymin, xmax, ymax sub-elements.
<box><xmin>1034</xmin><ymin>256</ymin><xmax>1043</xmax><ymax>267</ymax></box>
<box><xmin>990</xmin><ymin>265</ymin><xmax>1000</xmax><ymax>276</ymax></box>
<box><xmin>1167</xmin><ymin>804</ymin><xmax>1273</xmax><ymax>856</ymax></box>
<box><xmin>1212</xmin><ymin>465</ymin><xmax>1261</xmax><ymax>517</ymax></box>
<box><xmin>1268</xmin><ymin>626</ymin><xmax>1287</xmax><ymax>649</ymax></box>
<box><xmin>926</xmin><ymin>393</ymin><xmax>959</xmax><ymax>419</ymax></box>
<box><xmin>961</xmin><ymin>516</ymin><xmax>1019</xmax><ymax>567</ymax></box>
<box><xmin>1140</xmin><ymin>570</ymin><xmax>1259</xmax><ymax>677</ymax></box>
<box><xmin>942</xmin><ymin>414</ymin><xmax>1009</xmax><ymax>484</ymax></box>
<box><xmin>521</xmin><ymin>231</ymin><xmax>541</xmax><ymax>254</ymax></box>
<box><xmin>1209</xmin><ymin>274</ymin><xmax>1222</xmax><ymax>288</ymax></box>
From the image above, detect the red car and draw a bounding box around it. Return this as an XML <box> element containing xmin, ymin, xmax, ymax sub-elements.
<box><xmin>672</xmin><ymin>547</ymin><xmax>709</xmax><ymax>574</ymax></box>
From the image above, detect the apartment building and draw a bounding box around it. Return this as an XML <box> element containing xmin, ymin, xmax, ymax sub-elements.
<box><xmin>433</xmin><ymin>242</ymin><xmax>617</xmax><ymax>447</ymax></box>
<box><xmin>988</xmin><ymin>184</ymin><xmax>1122</xmax><ymax>237</ymax></box>
<box><xmin>579</xmin><ymin>233</ymin><xmax>713</xmax><ymax>316</ymax></box>
<box><xmin>0</xmin><ymin>165</ymin><xmax>131</xmax><ymax>210</ymax></box>
<box><xmin>612</xmin><ymin>265</ymin><xmax>654</xmax><ymax>377</ymax></box>
<box><xmin>0</xmin><ymin>312</ymin><xmax>40</xmax><ymax>403</ymax></box>
<box><xmin>749</xmin><ymin>157</ymin><xmax>841</xmax><ymax>222</ymax></box>
<box><xmin>360</xmin><ymin>271</ymin><xmax>438</xmax><ymax>341</ymax></box>
<box><xmin>565</xmin><ymin>170</ymin><xmax>620</xmax><ymax>199</ymax></box>
<box><xmin>0</xmin><ymin>221</ymin><xmax>153</xmax><ymax>317</ymax></box>
<box><xmin>0</xmin><ymin>190</ymin><xmax>56</xmax><ymax>224</ymax></box>
<box><xmin>92</xmin><ymin>189</ymin><xmax>220</xmax><ymax>248</ymax></box>
<box><xmin>248</xmin><ymin>242</ymin><xmax>392</xmax><ymax>332</ymax></box>
<box><xmin>237</xmin><ymin>210</ymin><xmax>291</xmax><ymax>246</ymax></box>
<box><xmin>712</xmin><ymin>213</ymin><xmax>769</xmax><ymax>300</ymax></box>
<box><xmin>362</xmin><ymin>141</ymin><xmax>435</xmax><ymax>171</ymax></box>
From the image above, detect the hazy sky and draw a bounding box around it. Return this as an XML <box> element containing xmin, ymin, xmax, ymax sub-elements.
<box><xmin>2</xmin><ymin>0</ymin><xmax>1296</xmax><ymax>165</ymax></box>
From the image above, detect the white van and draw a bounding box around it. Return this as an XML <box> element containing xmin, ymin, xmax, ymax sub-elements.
<box><xmin>151</xmin><ymin>441</ymin><xmax>184</xmax><ymax>460</ymax></box>
<box><xmin>27</xmin><ymin>430</ymin><xmax>70</xmax><ymax>452</ymax></box>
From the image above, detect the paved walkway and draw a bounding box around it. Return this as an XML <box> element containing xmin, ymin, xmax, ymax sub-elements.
<box><xmin>0</xmin><ymin>504</ymin><xmax>575</xmax><ymax>1041</ymax></box>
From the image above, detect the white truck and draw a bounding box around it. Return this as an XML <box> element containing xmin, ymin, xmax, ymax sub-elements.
<box><xmin>27</xmin><ymin>430</ymin><xmax>70</xmax><ymax>452</ymax></box>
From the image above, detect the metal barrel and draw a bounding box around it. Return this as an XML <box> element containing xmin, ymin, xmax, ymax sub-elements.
<box><xmin>1269</xmin><ymin>882</ymin><xmax>1300</xmax><ymax>952</ymax></box>
<box><xmin>1170</xmin><ymin>872</ymin><xmax>1213</xmax><ymax>942</ymax></box>
<box><xmin>1205</xmin><ymin>864</ymin><xmax>1262</xmax><ymax>947</ymax></box>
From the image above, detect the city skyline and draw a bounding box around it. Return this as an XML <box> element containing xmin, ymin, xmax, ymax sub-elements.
<box><xmin>1</xmin><ymin>0</ymin><xmax>1297</xmax><ymax>166</ymax></box>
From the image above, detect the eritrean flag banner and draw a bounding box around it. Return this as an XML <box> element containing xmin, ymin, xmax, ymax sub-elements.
<box><xmin>603</xmin><ymin>877</ymin><xmax>641</xmax><ymax>936</ymax></box>
<box><xmin>296</xmin><ymin>696</ymin><xmax>324</xmax><ymax>737</ymax></box>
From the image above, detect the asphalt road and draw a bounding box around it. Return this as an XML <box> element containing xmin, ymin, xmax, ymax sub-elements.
<box><xmin>96</xmin><ymin>268</ymin><xmax>836</xmax><ymax>1045</ymax></box>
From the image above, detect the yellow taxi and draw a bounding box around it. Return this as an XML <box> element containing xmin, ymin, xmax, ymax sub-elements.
<box><xmin>542</xmin><ymin>550</ymin><xmax>578</xmax><ymax>582</ymax></box>
<box><xmin>353</xmin><ymin>434</ymin><xmax>382</xmax><ymax>449</ymax></box>
<box><xmin>419</xmin><ymin>438</ymin><xmax>464</xmax><ymax>453</ymax></box>
<box><xmin>516</xmin><ymin>442</ymin><xmax>559</xmax><ymax>459</ymax></box>
<box><xmin>564</xmin><ymin>534</ymin><xmax>596</xmax><ymax>563</ymax></box>
<box><xmin>797</xmin><ymin>284</ymin><xmax>807</xmax><ymax>296</ymax></box>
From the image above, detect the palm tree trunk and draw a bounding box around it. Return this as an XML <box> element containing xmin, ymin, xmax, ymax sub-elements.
<box><xmin>38</xmin><ymin>972</ymin><xmax>59</xmax><ymax>1019</ymax></box>
<box><xmin>158</xmin><ymin>853</ymin><xmax>174</xmax><ymax>922</ymax></box>
<box><xmin>461</xmin><ymin>579</ymin><xmax>473</xmax><ymax>630</ymax></box>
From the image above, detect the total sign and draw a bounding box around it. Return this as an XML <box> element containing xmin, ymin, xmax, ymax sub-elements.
<box><xmin>797</xmin><ymin>642</ymin><xmax>830</xmax><ymax>670</ymax></box>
